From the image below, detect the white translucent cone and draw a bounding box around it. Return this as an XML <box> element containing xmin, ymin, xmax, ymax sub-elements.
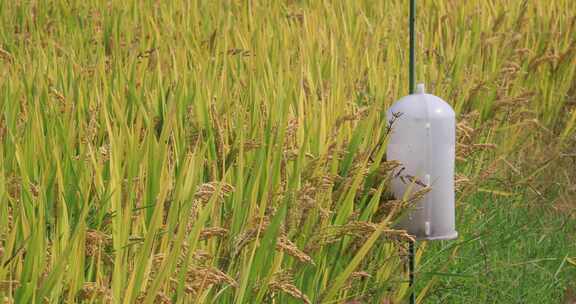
<box><xmin>386</xmin><ymin>83</ymin><xmax>458</xmax><ymax>240</ymax></box>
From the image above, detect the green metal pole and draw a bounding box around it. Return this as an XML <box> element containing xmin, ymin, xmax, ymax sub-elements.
<box><xmin>409</xmin><ymin>0</ymin><xmax>416</xmax><ymax>94</ymax></box>
<box><xmin>409</xmin><ymin>240</ymin><xmax>416</xmax><ymax>304</ymax></box>
<box><xmin>408</xmin><ymin>2</ymin><xmax>417</xmax><ymax>304</ymax></box>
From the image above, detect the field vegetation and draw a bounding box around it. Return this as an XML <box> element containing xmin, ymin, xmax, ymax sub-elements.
<box><xmin>0</xmin><ymin>0</ymin><xmax>574</xmax><ymax>303</ymax></box>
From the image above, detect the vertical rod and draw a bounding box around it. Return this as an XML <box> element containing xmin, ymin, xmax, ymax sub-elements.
<box><xmin>409</xmin><ymin>240</ymin><xmax>416</xmax><ymax>304</ymax></box>
<box><xmin>409</xmin><ymin>2</ymin><xmax>417</xmax><ymax>303</ymax></box>
<box><xmin>409</xmin><ymin>0</ymin><xmax>416</xmax><ymax>94</ymax></box>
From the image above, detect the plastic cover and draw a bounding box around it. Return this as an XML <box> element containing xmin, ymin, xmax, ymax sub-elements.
<box><xmin>386</xmin><ymin>84</ymin><xmax>458</xmax><ymax>240</ymax></box>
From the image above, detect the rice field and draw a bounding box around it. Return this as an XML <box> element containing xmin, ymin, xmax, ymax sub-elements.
<box><xmin>0</xmin><ymin>0</ymin><xmax>575</xmax><ymax>303</ymax></box>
